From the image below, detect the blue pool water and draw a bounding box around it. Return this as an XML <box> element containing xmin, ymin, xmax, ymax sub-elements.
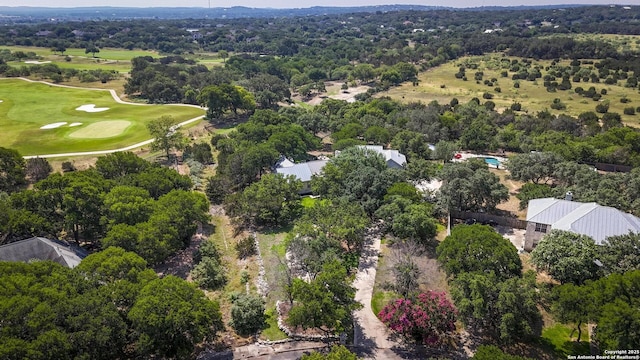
<box><xmin>484</xmin><ymin>157</ymin><xmax>500</xmax><ymax>166</ymax></box>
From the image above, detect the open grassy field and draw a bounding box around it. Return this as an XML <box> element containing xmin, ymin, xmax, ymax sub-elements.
<box><xmin>1</xmin><ymin>45</ymin><xmax>160</xmax><ymax>60</ymax></box>
<box><xmin>381</xmin><ymin>54</ymin><xmax>640</xmax><ymax>126</ymax></box>
<box><xmin>0</xmin><ymin>78</ymin><xmax>203</xmax><ymax>155</ymax></box>
<box><xmin>3</xmin><ymin>46</ymin><xmax>226</xmax><ymax>73</ymax></box>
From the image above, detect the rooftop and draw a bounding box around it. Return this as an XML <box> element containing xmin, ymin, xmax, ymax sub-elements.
<box><xmin>527</xmin><ymin>198</ymin><xmax>640</xmax><ymax>244</ymax></box>
<box><xmin>0</xmin><ymin>237</ymin><xmax>87</xmax><ymax>268</ymax></box>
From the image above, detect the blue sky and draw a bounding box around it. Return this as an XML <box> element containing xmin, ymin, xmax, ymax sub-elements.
<box><xmin>5</xmin><ymin>0</ymin><xmax>637</xmax><ymax>9</ymax></box>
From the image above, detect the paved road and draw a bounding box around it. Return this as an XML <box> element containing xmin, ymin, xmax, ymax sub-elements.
<box><xmin>2</xmin><ymin>78</ymin><xmax>206</xmax><ymax>159</ymax></box>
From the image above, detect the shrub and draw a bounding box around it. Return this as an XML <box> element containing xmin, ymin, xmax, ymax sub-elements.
<box><xmin>482</xmin><ymin>92</ymin><xmax>493</xmax><ymax>99</ymax></box>
<box><xmin>195</xmin><ymin>240</ymin><xmax>221</xmax><ymax>262</ymax></box>
<box><xmin>484</xmin><ymin>101</ymin><xmax>496</xmax><ymax>111</ymax></box>
<box><xmin>230</xmin><ymin>293</ymin><xmax>266</xmax><ymax>336</ymax></box>
<box><xmin>191</xmin><ymin>256</ymin><xmax>227</xmax><ymax>290</ymax></box>
<box><xmin>235</xmin><ymin>236</ymin><xmax>257</xmax><ymax>259</ymax></box>
<box><xmin>510</xmin><ymin>102</ymin><xmax>522</xmax><ymax>111</ymax></box>
<box><xmin>61</xmin><ymin>161</ymin><xmax>76</xmax><ymax>172</ymax></box>
<box><xmin>624</xmin><ymin>107</ymin><xmax>636</xmax><ymax>115</ymax></box>
<box><xmin>25</xmin><ymin>157</ymin><xmax>52</xmax><ymax>182</ymax></box>
<box><xmin>550</xmin><ymin>98</ymin><xmax>566</xmax><ymax>110</ymax></box>
<box><xmin>379</xmin><ymin>291</ymin><xmax>457</xmax><ymax>345</ymax></box>
<box><xmin>595</xmin><ymin>102</ymin><xmax>610</xmax><ymax>114</ymax></box>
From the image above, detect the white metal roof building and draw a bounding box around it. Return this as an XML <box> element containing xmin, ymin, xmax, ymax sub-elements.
<box><xmin>525</xmin><ymin>198</ymin><xmax>640</xmax><ymax>247</ymax></box>
<box><xmin>275</xmin><ymin>159</ymin><xmax>329</xmax><ymax>183</ymax></box>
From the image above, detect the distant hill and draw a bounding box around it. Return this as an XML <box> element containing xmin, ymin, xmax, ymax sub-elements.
<box><xmin>0</xmin><ymin>5</ymin><xmax>444</xmax><ymax>21</ymax></box>
<box><xmin>0</xmin><ymin>4</ymin><xmax>602</xmax><ymax>22</ymax></box>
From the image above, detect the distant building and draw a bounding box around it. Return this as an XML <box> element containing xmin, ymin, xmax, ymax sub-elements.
<box><xmin>524</xmin><ymin>197</ymin><xmax>640</xmax><ymax>251</ymax></box>
<box><xmin>0</xmin><ymin>237</ymin><xmax>87</xmax><ymax>268</ymax></box>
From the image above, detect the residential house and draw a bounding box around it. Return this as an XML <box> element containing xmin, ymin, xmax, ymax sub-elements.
<box><xmin>275</xmin><ymin>146</ymin><xmax>406</xmax><ymax>194</ymax></box>
<box><xmin>356</xmin><ymin>145</ymin><xmax>407</xmax><ymax>168</ymax></box>
<box><xmin>524</xmin><ymin>196</ymin><xmax>640</xmax><ymax>250</ymax></box>
<box><xmin>0</xmin><ymin>237</ymin><xmax>87</xmax><ymax>268</ymax></box>
<box><xmin>275</xmin><ymin>158</ymin><xmax>328</xmax><ymax>194</ymax></box>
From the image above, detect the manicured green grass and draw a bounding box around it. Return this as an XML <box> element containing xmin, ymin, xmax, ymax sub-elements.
<box><xmin>541</xmin><ymin>323</ymin><xmax>590</xmax><ymax>357</ymax></box>
<box><xmin>382</xmin><ymin>54</ymin><xmax>640</xmax><ymax>126</ymax></box>
<box><xmin>371</xmin><ymin>290</ymin><xmax>396</xmax><ymax>318</ymax></box>
<box><xmin>0</xmin><ymin>78</ymin><xmax>203</xmax><ymax>155</ymax></box>
<box><xmin>7</xmin><ymin>59</ymin><xmax>131</xmax><ymax>73</ymax></box>
<box><xmin>1</xmin><ymin>46</ymin><xmax>159</xmax><ymax>60</ymax></box>
<box><xmin>261</xmin><ymin>307</ymin><xmax>288</xmax><ymax>341</ymax></box>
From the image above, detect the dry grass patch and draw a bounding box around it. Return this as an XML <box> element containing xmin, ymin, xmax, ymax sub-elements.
<box><xmin>205</xmin><ymin>214</ymin><xmax>260</xmax><ymax>346</ymax></box>
<box><xmin>381</xmin><ymin>54</ymin><xmax>640</xmax><ymax>127</ymax></box>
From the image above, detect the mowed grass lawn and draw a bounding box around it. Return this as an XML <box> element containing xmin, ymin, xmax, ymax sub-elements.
<box><xmin>382</xmin><ymin>54</ymin><xmax>640</xmax><ymax>126</ymax></box>
<box><xmin>0</xmin><ymin>78</ymin><xmax>203</xmax><ymax>155</ymax></box>
<box><xmin>1</xmin><ymin>46</ymin><xmax>160</xmax><ymax>61</ymax></box>
<box><xmin>3</xmin><ymin>46</ymin><xmax>225</xmax><ymax>72</ymax></box>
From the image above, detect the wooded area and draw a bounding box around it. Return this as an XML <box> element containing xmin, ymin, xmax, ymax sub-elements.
<box><xmin>1</xmin><ymin>4</ymin><xmax>640</xmax><ymax>359</ymax></box>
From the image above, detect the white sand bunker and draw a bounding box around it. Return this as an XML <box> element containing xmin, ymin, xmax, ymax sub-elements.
<box><xmin>41</xmin><ymin>122</ymin><xmax>67</xmax><ymax>129</ymax></box>
<box><xmin>76</xmin><ymin>104</ymin><xmax>109</xmax><ymax>113</ymax></box>
<box><xmin>69</xmin><ymin>122</ymin><xmax>82</xmax><ymax>127</ymax></box>
<box><xmin>25</xmin><ymin>60</ymin><xmax>52</xmax><ymax>64</ymax></box>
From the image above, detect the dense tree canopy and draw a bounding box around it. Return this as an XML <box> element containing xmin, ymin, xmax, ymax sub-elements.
<box><xmin>0</xmin><ymin>147</ymin><xmax>26</xmax><ymax>193</ymax></box>
<box><xmin>311</xmin><ymin>146</ymin><xmax>404</xmax><ymax>215</ymax></box>
<box><xmin>437</xmin><ymin>224</ymin><xmax>522</xmax><ymax>281</ymax></box>
<box><xmin>0</xmin><ymin>249</ymin><xmax>223</xmax><ymax>359</ymax></box>
<box><xmin>530</xmin><ymin>230</ymin><xmax>601</xmax><ymax>285</ymax></box>
<box><xmin>225</xmin><ymin>173</ymin><xmax>302</xmax><ymax>228</ymax></box>
<box><xmin>450</xmin><ymin>271</ymin><xmax>541</xmax><ymax>342</ymax></box>
<box><xmin>287</xmin><ymin>260</ymin><xmax>361</xmax><ymax>336</ymax></box>
<box><xmin>438</xmin><ymin>160</ymin><xmax>509</xmax><ymax>212</ymax></box>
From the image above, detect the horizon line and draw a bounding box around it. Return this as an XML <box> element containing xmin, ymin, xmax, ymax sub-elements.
<box><xmin>0</xmin><ymin>3</ymin><xmax>633</xmax><ymax>10</ymax></box>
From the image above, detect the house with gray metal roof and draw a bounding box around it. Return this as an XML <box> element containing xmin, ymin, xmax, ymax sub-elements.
<box><xmin>524</xmin><ymin>197</ymin><xmax>640</xmax><ymax>250</ymax></box>
<box><xmin>275</xmin><ymin>159</ymin><xmax>329</xmax><ymax>194</ymax></box>
<box><xmin>275</xmin><ymin>146</ymin><xmax>406</xmax><ymax>194</ymax></box>
<box><xmin>358</xmin><ymin>145</ymin><xmax>407</xmax><ymax>168</ymax></box>
<box><xmin>0</xmin><ymin>237</ymin><xmax>87</xmax><ymax>268</ymax></box>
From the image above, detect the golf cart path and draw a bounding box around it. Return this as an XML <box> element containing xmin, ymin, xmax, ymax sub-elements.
<box><xmin>353</xmin><ymin>224</ymin><xmax>402</xmax><ymax>357</ymax></box>
<box><xmin>0</xmin><ymin>78</ymin><xmax>205</xmax><ymax>159</ymax></box>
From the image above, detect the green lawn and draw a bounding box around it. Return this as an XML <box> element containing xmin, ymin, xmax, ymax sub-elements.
<box><xmin>540</xmin><ymin>323</ymin><xmax>590</xmax><ymax>358</ymax></box>
<box><xmin>0</xmin><ymin>78</ymin><xmax>203</xmax><ymax>155</ymax></box>
<box><xmin>7</xmin><ymin>59</ymin><xmax>131</xmax><ymax>73</ymax></box>
<box><xmin>262</xmin><ymin>307</ymin><xmax>288</xmax><ymax>341</ymax></box>
<box><xmin>371</xmin><ymin>290</ymin><xmax>396</xmax><ymax>318</ymax></box>
<box><xmin>1</xmin><ymin>46</ymin><xmax>159</xmax><ymax>61</ymax></box>
<box><xmin>4</xmin><ymin>46</ymin><xmax>226</xmax><ymax>72</ymax></box>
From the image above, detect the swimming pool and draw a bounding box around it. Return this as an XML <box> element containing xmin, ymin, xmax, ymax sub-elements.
<box><xmin>484</xmin><ymin>157</ymin><xmax>500</xmax><ymax>167</ymax></box>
